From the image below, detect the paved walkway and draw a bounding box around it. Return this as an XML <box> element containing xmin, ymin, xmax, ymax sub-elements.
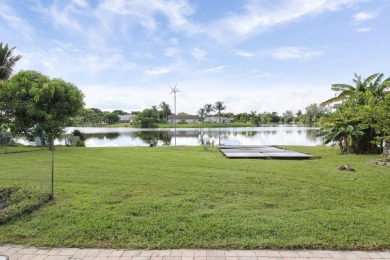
<box><xmin>1</xmin><ymin>245</ymin><xmax>390</xmax><ymax>260</ymax></box>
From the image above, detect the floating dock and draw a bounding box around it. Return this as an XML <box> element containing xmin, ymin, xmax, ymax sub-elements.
<box><xmin>218</xmin><ymin>145</ymin><xmax>315</xmax><ymax>159</ymax></box>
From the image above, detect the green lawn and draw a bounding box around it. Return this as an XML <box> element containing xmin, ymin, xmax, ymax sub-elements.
<box><xmin>0</xmin><ymin>146</ymin><xmax>389</xmax><ymax>250</ymax></box>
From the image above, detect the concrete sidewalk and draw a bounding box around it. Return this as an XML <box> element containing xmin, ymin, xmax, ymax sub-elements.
<box><xmin>1</xmin><ymin>245</ymin><xmax>390</xmax><ymax>260</ymax></box>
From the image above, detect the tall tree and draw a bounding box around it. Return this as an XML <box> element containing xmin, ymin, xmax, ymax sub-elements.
<box><xmin>204</xmin><ymin>103</ymin><xmax>214</xmax><ymax>117</ymax></box>
<box><xmin>197</xmin><ymin>107</ymin><xmax>206</xmax><ymax>122</ymax></box>
<box><xmin>214</xmin><ymin>101</ymin><xmax>227</xmax><ymax>123</ymax></box>
<box><xmin>159</xmin><ymin>101</ymin><xmax>172</xmax><ymax>122</ymax></box>
<box><xmin>0</xmin><ymin>42</ymin><xmax>22</xmax><ymax>82</ymax></box>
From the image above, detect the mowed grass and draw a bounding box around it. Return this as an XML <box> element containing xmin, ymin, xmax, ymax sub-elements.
<box><xmin>0</xmin><ymin>146</ymin><xmax>389</xmax><ymax>250</ymax></box>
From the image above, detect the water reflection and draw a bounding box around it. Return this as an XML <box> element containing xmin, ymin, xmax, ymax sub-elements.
<box><xmin>15</xmin><ymin>125</ymin><xmax>322</xmax><ymax>147</ymax></box>
<box><xmin>65</xmin><ymin>126</ymin><xmax>321</xmax><ymax>147</ymax></box>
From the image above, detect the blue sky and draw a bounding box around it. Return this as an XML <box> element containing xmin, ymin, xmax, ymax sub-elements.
<box><xmin>1</xmin><ymin>0</ymin><xmax>389</xmax><ymax>115</ymax></box>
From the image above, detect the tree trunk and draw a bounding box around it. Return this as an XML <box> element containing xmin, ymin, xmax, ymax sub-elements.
<box><xmin>48</xmin><ymin>135</ymin><xmax>55</xmax><ymax>151</ymax></box>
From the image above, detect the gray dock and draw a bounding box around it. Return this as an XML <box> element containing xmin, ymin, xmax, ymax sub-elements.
<box><xmin>218</xmin><ymin>145</ymin><xmax>315</xmax><ymax>159</ymax></box>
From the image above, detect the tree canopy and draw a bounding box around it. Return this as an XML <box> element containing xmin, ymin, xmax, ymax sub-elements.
<box><xmin>1</xmin><ymin>70</ymin><xmax>84</xmax><ymax>149</ymax></box>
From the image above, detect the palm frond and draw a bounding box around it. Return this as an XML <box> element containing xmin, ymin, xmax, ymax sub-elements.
<box><xmin>331</xmin><ymin>84</ymin><xmax>353</xmax><ymax>92</ymax></box>
<box><xmin>365</xmin><ymin>73</ymin><xmax>381</xmax><ymax>85</ymax></box>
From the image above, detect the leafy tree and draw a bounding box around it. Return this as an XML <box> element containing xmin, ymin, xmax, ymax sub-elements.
<box><xmin>104</xmin><ymin>112</ymin><xmax>120</xmax><ymax>124</ymax></box>
<box><xmin>234</xmin><ymin>112</ymin><xmax>249</xmax><ymax>123</ymax></box>
<box><xmin>159</xmin><ymin>101</ymin><xmax>172</xmax><ymax>122</ymax></box>
<box><xmin>0</xmin><ymin>42</ymin><xmax>22</xmax><ymax>82</ymax></box>
<box><xmin>80</xmin><ymin>108</ymin><xmax>98</xmax><ymax>125</ymax></box>
<box><xmin>2</xmin><ymin>70</ymin><xmax>84</xmax><ymax>150</ymax></box>
<box><xmin>134</xmin><ymin>108</ymin><xmax>159</xmax><ymax>128</ymax></box>
<box><xmin>112</xmin><ymin>110</ymin><xmax>129</xmax><ymax>115</ymax></box>
<box><xmin>282</xmin><ymin>110</ymin><xmax>294</xmax><ymax>124</ymax></box>
<box><xmin>249</xmin><ymin>111</ymin><xmax>259</xmax><ymax>125</ymax></box>
<box><xmin>213</xmin><ymin>101</ymin><xmax>226</xmax><ymax>123</ymax></box>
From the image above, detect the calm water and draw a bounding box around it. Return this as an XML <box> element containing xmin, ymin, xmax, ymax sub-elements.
<box><xmin>47</xmin><ymin>125</ymin><xmax>321</xmax><ymax>147</ymax></box>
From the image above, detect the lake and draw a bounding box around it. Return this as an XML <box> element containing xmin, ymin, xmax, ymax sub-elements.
<box><xmin>49</xmin><ymin>125</ymin><xmax>322</xmax><ymax>147</ymax></box>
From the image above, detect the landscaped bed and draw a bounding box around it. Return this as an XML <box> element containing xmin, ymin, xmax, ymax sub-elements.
<box><xmin>0</xmin><ymin>146</ymin><xmax>389</xmax><ymax>250</ymax></box>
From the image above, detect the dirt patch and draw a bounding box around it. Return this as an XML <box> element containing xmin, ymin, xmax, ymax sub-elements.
<box><xmin>370</xmin><ymin>159</ymin><xmax>390</xmax><ymax>167</ymax></box>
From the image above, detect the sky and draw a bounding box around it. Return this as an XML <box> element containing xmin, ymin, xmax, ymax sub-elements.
<box><xmin>1</xmin><ymin>0</ymin><xmax>389</xmax><ymax>115</ymax></box>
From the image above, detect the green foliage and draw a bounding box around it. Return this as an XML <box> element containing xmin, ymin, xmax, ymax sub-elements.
<box><xmin>104</xmin><ymin>112</ymin><xmax>120</xmax><ymax>124</ymax></box>
<box><xmin>2</xmin><ymin>71</ymin><xmax>85</xmax><ymax>149</ymax></box>
<box><xmin>112</xmin><ymin>110</ymin><xmax>129</xmax><ymax>115</ymax></box>
<box><xmin>319</xmin><ymin>73</ymin><xmax>390</xmax><ymax>154</ymax></box>
<box><xmin>134</xmin><ymin>108</ymin><xmax>159</xmax><ymax>128</ymax></box>
<box><xmin>0</xmin><ymin>42</ymin><xmax>22</xmax><ymax>82</ymax></box>
<box><xmin>214</xmin><ymin>101</ymin><xmax>226</xmax><ymax>123</ymax></box>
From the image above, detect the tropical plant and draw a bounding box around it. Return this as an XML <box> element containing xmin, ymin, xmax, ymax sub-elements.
<box><xmin>203</xmin><ymin>104</ymin><xmax>214</xmax><ymax>117</ymax></box>
<box><xmin>197</xmin><ymin>108</ymin><xmax>206</xmax><ymax>122</ymax></box>
<box><xmin>319</xmin><ymin>73</ymin><xmax>390</xmax><ymax>154</ymax></box>
<box><xmin>321</xmin><ymin>73</ymin><xmax>390</xmax><ymax>106</ymax></box>
<box><xmin>317</xmin><ymin>123</ymin><xmax>365</xmax><ymax>154</ymax></box>
<box><xmin>159</xmin><ymin>101</ymin><xmax>172</xmax><ymax>122</ymax></box>
<box><xmin>213</xmin><ymin>101</ymin><xmax>226</xmax><ymax>123</ymax></box>
<box><xmin>0</xmin><ymin>42</ymin><xmax>22</xmax><ymax>82</ymax></box>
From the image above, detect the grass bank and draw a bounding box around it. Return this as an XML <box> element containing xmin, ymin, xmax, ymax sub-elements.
<box><xmin>0</xmin><ymin>146</ymin><xmax>389</xmax><ymax>250</ymax></box>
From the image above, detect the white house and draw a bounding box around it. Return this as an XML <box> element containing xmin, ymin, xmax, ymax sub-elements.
<box><xmin>168</xmin><ymin>115</ymin><xmax>200</xmax><ymax>124</ymax></box>
<box><xmin>119</xmin><ymin>114</ymin><xmax>136</xmax><ymax>123</ymax></box>
<box><xmin>204</xmin><ymin>116</ymin><xmax>233</xmax><ymax>123</ymax></box>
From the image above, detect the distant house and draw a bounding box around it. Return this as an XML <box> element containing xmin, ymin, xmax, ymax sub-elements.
<box><xmin>204</xmin><ymin>116</ymin><xmax>233</xmax><ymax>123</ymax></box>
<box><xmin>168</xmin><ymin>115</ymin><xmax>200</xmax><ymax>124</ymax></box>
<box><xmin>119</xmin><ymin>114</ymin><xmax>136</xmax><ymax>123</ymax></box>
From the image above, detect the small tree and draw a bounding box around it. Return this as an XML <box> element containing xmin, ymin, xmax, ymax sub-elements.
<box><xmin>3</xmin><ymin>70</ymin><xmax>84</xmax><ymax>150</ymax></box>
<box><xmin>104</xmin><ymin>112</ymin><xmax>120</xmax><ymax>124</ymax></box>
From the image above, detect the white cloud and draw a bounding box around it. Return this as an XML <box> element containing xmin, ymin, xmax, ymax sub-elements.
<box><xmin>263</xmin><ymin>47</ymin><xmax>323</xmax><ymax>61</ymax></box>
<box><xmin>72</xmin><ymin>0</ymin><xmax>89</xmax><ymax>8</ymax></box>
<box><xmin>355</xmin><ymin>27</ymin><xmax>371</xmax><ymax>32</ymax></box>
<box><xmin>0</xmin><ymin>4</ymin><xmax>34</xmax><ymax>36</ymax></box>
<box><xmin>191</xmin><ymin>48</ymin><xmax>206</xmax><ymax>60</ymax></box>
<box><xmin>97</xmin><ymin>0</ymin><xmax>196</xmax><ymax>33</ymax></box>
<box><xmin>145</xmin><ymin>67</ymin><xmax>171</xmax><ymax>75</ymax></box>
<box><xmin>202</xmin><ymin>65</ymin><xmax>227</xmax><ymax>73</ymax></box>
<box><xmin>164</xmin><ymin>48</ymin><xmax>179</xmax><ymax>57</ymax></box>
<box><xmin>204</xmin><ymin>0</ymin><xmax>366</xmax><ymax>43</ymax></box>
<box><xmin>236</xmin><ymin>51</ymin><xmax>255</xmax><ymax>58</ymax></box>
<box><xmin>353</xmin><ymin>11</ymin><xmax>378</xmax><ymax>23</ymax></box>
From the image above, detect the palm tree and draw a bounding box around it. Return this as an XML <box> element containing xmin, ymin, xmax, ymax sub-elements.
<box><xmin>159</xmin><ymin>101</ymin><xmax>172</xmax><ymax>122</ymax></box>
<box><xmin>321</xmin><ymin>73</ymin><xmax>390</xmax><ymax>106</ymax></box>
<box><xmin>214</xmin><ymin>101</ymin><xmax>226</xmax><ymax>123</ymax></box>
<box><xmin>367</xmin><ymin>73</ymin><xmax>390</xmax><ymax>101</ymax></box>
<box><xmin>0</xmin><ymin>42</ymin><xmax>22</xmax><ymax>82</ymax></box>
<box><xmin>197</xmin><ymin>108</ymin><xmax>206</xmax><ymax>122</ymax></box>
<box><xmin>204</xmin><ymin>104</ymin><xmax>214</xmax><ymax>117</ymax></box>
